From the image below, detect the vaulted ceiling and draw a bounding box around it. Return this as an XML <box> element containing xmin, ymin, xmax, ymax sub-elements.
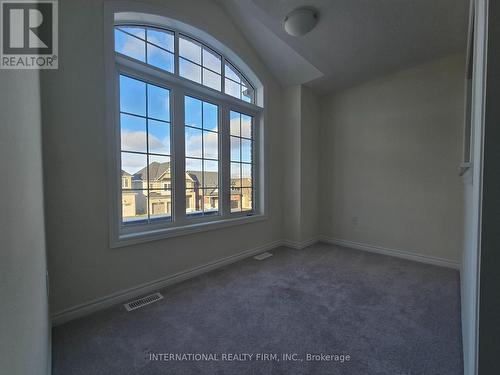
<box><xmin>218</xmin><ymin>0</ymin><xmax>469</xmax><ymax>95</ymax></box>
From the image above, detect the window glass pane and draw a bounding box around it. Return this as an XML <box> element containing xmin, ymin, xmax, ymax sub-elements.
<box><xmin>185</xmin><ymin>96</ymin><xmax>202</xmax><ymax>128</ymax></box>
<box><xmin>147</xmin><ymin>84</ymin><xmax>170</xmax><ymax>121</ymax></box>
<box><xmin>185</xmin><ymin>127</ymin><xmax>202</xmax><ymax>158</ymax></box>
<box><xmin>241</xmin><ymin>114</ymin><xmax>252</xmax><ymax>138</ymax></box>
<box><xmin>203</xmin><ymin>48</ymin><xmax>221</xmax><ymax>73</ymax></box>
<box><xmin>121</xmin><ymin>152</ymin><xmax>147</xmax><ymax>178</ymax></box>
<box><xmin>180</xmin><ymin>58</ymin><xmax>202</xmax><ymax>84</ymax></box>
<box><xmin>179</xmin><ymin>36</ymin><xmax>201</xmax><ymax>64</ymax></box>
<box><xmin>203</xmin><ymin>191</ymin><xmax>219</xmax><ymax>215</ymax></box>
<box><xmin>230</xmin><ymin>111</ymin><xmax>255</xmax><ymax>215</ymax></box>
<box><xmin>225</xmin><ymin>62</ymin><xmax>241</xmax><ymax>83</ymax></box>
<box><xmin>203</xmin><ymin>102</ymin><xmax>218</xmax><ymax>131</ymax></box>
<box><xmin>241</xmin><ymin>139</ymin><xmax>252</xmax><ymax>163</ymax></box>
<box><xmin>203</xmin><ymin>160</ymin><xmax>218</xmax><ymax>187</ymax></box>
<box><xmin>231</xmin><ymin>194</ymin><xmax>241</xmax><ymax>213</ymax></box>
<box><xmin>230</xmin><ymin>111</ymin><xmax>240</xmax><ymax>136</ymax></box>
<box><xmin>185</xmin><ymin>188</ymin><xmax>198</xmax><ymax>215</ymax></box>
<box><xmin>148</xmin><ymin>155</ymin><xmax>170</xmax><ymax>188</ymax></box>
<box><xmin>231</xmin><ymin>162</ymin><xmax>241</xmax><ymax>186</ymax></box>
<box><xmin>186</xmin><ymin>158</ymin><xmax>203</xmax><ymax>175</ymax></box>
<box><xmin>225</xmin><ymin>78</ymin><xmax>240</xmax><ymax>99</ymax></box>
<box><xmin>203</xmin><ymin>69</ymin><xmax>221</xmax><ymax>91</ymax></box>
<box><xmin>146</xmin><ymin>28</ymin><xmax>174</xmax><ymax>52</ymax></box>
<box><xmin>120</xmin><ymin>76</ymin><xmax>146</xmax><ymax>116</ymax></box>
<box><xmin>185</xmin><ymin>176</ymin><xmax>195</xmax><ymax>191</ymax></box>
<box><xmin>149</xmin><ymin>190</ymin><xmax>172</xmax><ymax>221</ymax></box>
<box><xmin>120</xmin><ymin>114</ymin><xmax>146</xmax><ymax>153</ymax></box>
<box><xmin>230</xmin><ymin>136</ymin><xmax>240</xmax><ymax>162</ymax></box>
<box><xmin>241</xmin><ymin>187</ymin><xmax>253</xmax><ymax>212</ymax></box>
<box><xmin>147</xmin><ymin>44</ymin><xmax>174</xmax><ymax>73</ymax></box>
<box><xmin>148</xmin><ymin>120</ymin><xmax>170</xmax><ymax>155</ymax></box>
<box><xmin>115</xmin><ymin>29</ymin><xmax>145</xmax><ymax>61</ymax></box>
<box><xmin>184</xmin><ymin>95</ymin><xmax>220</xmax><ymax>218</ymax></box>
<box><xmin>203</xmin><ymin>131</ymin><xmax>218</xmax><ymax>159</ymax></box>
<box><xmin>242</xmin><ymin>164</ymin><xmax>252</xmax><ymax>187</ymax></box>
<box><xmin>185</xmin><ymin>160</ymin><xmax>202</xmax><ymax>216</ymax></box>
<box><xmin>122</xmin><ymin>190</ymin><xmax>148</xmax><ymax>224</ymax></box>
<box><xmin>242</xmin><ymin>87</ymin><xmax>254</xmax><ymax>103</ymax></box>
<box><xmin>241</xmin><ymin>80</ymin><xmax>254</xmax><ymax>103</ymax></box>
<box><xmin>117</xmin><ymin>26</ymin><xmax>145</xmax><ymax>39</ymax></box>
<box><xmin>121</xmin><ymin>171</ymin><xmax>132</xmax><ymax>190</ymax></box>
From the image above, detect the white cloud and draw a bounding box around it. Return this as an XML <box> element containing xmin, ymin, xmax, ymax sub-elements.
<box><xmin>185</xmin><ymin>131</ymin><xmax>218</xmax><ymax>159</ymax></box>
<box><xmin>121</xmin><ymin>152</ymin><xmax>146</xmax><ymax>175</ymax></box>
<box><xmin>122</xmin><ymin>131</ymin><xmax>146</xmax><ymax>151</ymax></box>
<box><xmin>148</xmin><ymin>135</ymin><xmax>168</xmax><ymax>153</ymax></box>
<box><xmin>180</xmin><ymin>59</ymin><xmax>201</xmax><ymax>83</ymax></box>
<box><xmin>122</xmin><ymin>131</ymin><xmax>169</xmax><ymax>154</ymax></box>
<box><xmin>230</xmin><ymin>117</ymin><xmax>240</xmax><ymax>136</ymax></box>
<box><xmin>180</xmin><ymin>37</ymin><xmax>201</xmax><ymax>63</ymax></box>
<box><xmin>122</xmin><ymin>37</ymin><xmax>144</xmax><ymax>59</ymax></box>
<box><xmin>230</xmin><ymin>116</ymin><xmax>252</xmax><ymax>138</ymax></box>
<box><xmin>203</xmin><ymin>131</ymin><xmax>218</xmax><ymax>159</ymax></box>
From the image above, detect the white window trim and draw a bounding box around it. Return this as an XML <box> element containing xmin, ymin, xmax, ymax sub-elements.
<box><xmin>104</xmin><ymin>3</ymin><xmax>268</xmax><ymax>248</ymax></box>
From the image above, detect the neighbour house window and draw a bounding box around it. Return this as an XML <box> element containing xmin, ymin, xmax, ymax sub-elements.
<box><xmin>111</xmin><ymin>21</ymin><xmax>263</xmax><ymax>243</ymax></box>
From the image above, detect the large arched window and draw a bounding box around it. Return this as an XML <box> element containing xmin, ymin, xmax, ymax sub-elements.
<box><xmin>114</xmin><ymin>26</ymin><xmax>256</xmax><ymax>102</ymax></box>
<box><xmin>105</xmin><ymin>9</ymin><xmax>264</xmax><ymax>246</ymax></box>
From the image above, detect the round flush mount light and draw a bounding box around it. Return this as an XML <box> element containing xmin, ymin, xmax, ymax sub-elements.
<box><xmin>283</xmin><ymin>7</ymin><xmax>319</xmax><ymax>37</ymax></box>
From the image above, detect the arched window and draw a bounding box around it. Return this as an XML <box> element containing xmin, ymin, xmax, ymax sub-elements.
<box><xmin>106</xmin><ymin>10</ymin><xmax>264</xmax><ymax>246</ymax></box>
<box><xmin>114</xmin><ymin>26</ymin><xmax>255</xmax><ymax>102</ymax></box>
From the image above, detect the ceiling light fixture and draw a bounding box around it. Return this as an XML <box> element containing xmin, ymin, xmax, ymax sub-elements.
<box><xmin>283</xmin><ymin>7</ymin><xmax>319</xmax><ymax>37</ymax></box>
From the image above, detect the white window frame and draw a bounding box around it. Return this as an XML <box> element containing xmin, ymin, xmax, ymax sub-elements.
<box><xmin>104</xmin><ymin>5</ymin><xmax>267</xmax><ymax>247</ymax></box>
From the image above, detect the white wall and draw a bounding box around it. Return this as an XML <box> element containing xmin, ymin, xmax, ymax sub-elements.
<box><xmin>0</xmin><ymin>71</ymin><xmax>49</xmax><ymax>374</ymax></box>
<box><xmin>319</xmin><ymin>55</ymin><xmax>465</xmax><ymax>263</ymax></box>
<box><xmin>282</xmin><ymin>85</ymin><xmax>321</xmax><ymax>245</ymax></box>
<box><xmin>282</xmin><ymin>86</ymin><xmax>301</xmax><ymax>242</ymax></box>
<box><xmin>41</xmin><ymin>0</ymin><xmax>286</xmax><ymax>316</ymax></box>
<box><xmin>300</xmin><ymin>86</ymin><xmax>320</xmax><ymax>242</ymax></box>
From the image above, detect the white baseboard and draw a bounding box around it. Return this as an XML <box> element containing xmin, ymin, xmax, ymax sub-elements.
<box><xmin>51</xmin><ymin>240</ymin><xmax>282</xmax><ymax>326</ymax></box>
<box><xmin>280</xmin><ymin>237</ymin><xmax>319</xmax><ymax>250</ymax></box>
<box><xmin>319</xmin><ymin>236</ymin><xmax>460</xmax><ymax>270</ymax></box>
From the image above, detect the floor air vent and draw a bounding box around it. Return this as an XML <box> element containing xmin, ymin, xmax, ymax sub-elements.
<box><xmin>254</xmin><ymin>252</ymin><xmax>273</xmax><ymax>261</ymax></box>
<box><xmin>124</xmin><ymin>292</ymin><xmax>163</xmax><ymax>312</ymax></box>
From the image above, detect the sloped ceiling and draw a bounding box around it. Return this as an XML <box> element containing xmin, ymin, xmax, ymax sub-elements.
<box><xmin>218</xmin><ymin>0</ymin><xmax>469</xmax><ymax>95</ymax></box>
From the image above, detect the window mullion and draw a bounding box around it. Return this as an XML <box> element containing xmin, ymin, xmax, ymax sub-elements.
<box><xmin>174</xmin><ymin>30</ymin><xmax>179</xmax><ymax>76</ymax></box>
<box><xmin>221</xmin><ymin>56</ymin><xmax>226</xmax><ymax>95</ymax></box>
<box><xmin>220</xmin><ymin>104</ymin><xmax>231</xmax><ymax>216</ymax></box>
<box><xmin>253</xmin><ymin>112</ymin><xmax>260</xmax><ymax>215</ymax></box>
<box><xmin>172</xmin><ymin>87</ymin><xmax>186</xmax><ymax>223</ymax></box>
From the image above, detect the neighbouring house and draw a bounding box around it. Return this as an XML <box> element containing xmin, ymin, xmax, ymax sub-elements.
<box><xmin>121</xmin><ymin>162</ymin><xmax>252</xmax><ymax>221</ymax></box>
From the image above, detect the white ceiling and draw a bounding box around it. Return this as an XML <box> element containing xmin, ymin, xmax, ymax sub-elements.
<box><xmin>218</xmin><ymin>0</ymin><xmax>469</xmax><ymax>95</ymax></box>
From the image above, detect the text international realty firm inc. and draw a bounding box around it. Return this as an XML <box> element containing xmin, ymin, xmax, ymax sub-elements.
<box><xmin>149</xmin><ymin>353</ymin><xmax>351</xmax><ymax>363</ymax></box>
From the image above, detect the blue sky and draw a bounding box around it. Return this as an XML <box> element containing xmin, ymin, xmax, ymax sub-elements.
<box><xmin>115</xmin><ymin>27</ymin><xmax>174</xmax><ymax>72</ymax></box>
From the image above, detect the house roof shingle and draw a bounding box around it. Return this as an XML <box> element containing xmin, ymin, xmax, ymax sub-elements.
<box><xmin>132</xmin><ymin>162</ymin><xmax>170</xmax><ymax>181</ymax></box>
<box><xmin>122</xmin><ymin>162</ymin><xmax>251</xmax><ymax>193</ymax></box>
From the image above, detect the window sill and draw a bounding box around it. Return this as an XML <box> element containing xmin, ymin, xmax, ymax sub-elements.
<box><xmin>111</xmin><ymin>214</ymin><xmax>267</xmax><ymax>248</ymax></box>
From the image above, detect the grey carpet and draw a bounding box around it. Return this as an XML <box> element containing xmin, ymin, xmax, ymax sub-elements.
<box><xmin>52</xmin><ymin>243</ymin><xmax>463</xmax><ymax>375</ymax></box>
